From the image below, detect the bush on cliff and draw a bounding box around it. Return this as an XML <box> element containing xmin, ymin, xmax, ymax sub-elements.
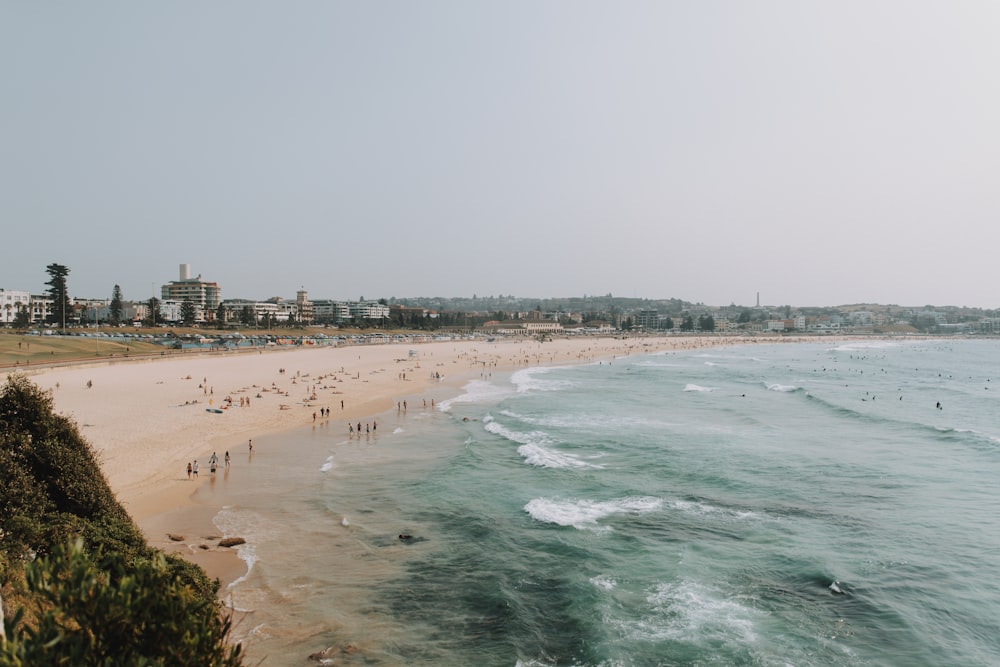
<box><xmin>0</xmin><ymin>374</ymin><xmax>242</xmax><ymax>665</ymax></box>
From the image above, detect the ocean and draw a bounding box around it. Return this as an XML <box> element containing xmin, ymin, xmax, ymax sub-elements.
<box><xmin>196</xmin><ymin>338</ymin><xmax>1000</xmax><ymax>666</ymax></box>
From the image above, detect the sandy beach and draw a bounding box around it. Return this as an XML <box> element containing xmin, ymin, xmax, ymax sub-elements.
<box><xmin>3</xmin><ymin>334</ymin><xmax>775</xmax><ymax>586</ymax></box>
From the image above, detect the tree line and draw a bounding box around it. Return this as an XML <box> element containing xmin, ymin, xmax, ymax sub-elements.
<box><xmin>15</xmin><ymin>264</ymin><xmax>716</xmax><ymax>332</ymax></box>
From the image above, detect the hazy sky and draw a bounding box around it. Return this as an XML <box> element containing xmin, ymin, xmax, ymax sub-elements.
<box><xmin>3</xmin><ymin>2</ymin><xmax>999</xmax><ymax>308</ymax></box>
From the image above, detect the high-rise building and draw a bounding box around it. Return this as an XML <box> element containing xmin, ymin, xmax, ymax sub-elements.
<box><xmin>161</xmin><ymin>264</ymin><xmax>221</xmax><ymax>321</ymax></box>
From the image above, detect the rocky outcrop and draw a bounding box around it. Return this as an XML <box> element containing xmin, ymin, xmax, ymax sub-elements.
<box><xmin>308</xmin><ymin>643</ymin><xmax>360</xmax><ymax>662</ymax></box>
<box><xmin>218</xmin><ymin>537</ymin><xmax>246</xmax><ymax>548</ymax></box>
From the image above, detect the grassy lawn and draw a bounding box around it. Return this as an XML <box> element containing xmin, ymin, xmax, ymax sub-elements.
<box><xmin>0</xmin><ymin>331</ymin><xmax>166</xmax><ymax>368</ymax></box>
<box><xmin>0</xmin><ymin>325</ymin><xmax>401</xmax><ymax>368</ymax></box>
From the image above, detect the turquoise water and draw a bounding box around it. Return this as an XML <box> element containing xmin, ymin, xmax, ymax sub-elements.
<box><xmin>199</xmin><ymin>339</ymin><xmax>1000</xmax><ymax>666</ymax></box>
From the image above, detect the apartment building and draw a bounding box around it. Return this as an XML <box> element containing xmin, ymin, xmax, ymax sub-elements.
<box><xmin>161</xmin><ymin>264</ymin><xmax>221</xmax><ymax>319</ymax></box>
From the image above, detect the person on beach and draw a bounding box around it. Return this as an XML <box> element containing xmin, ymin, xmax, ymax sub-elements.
<box><xmin>225</xmin><ymin>451</ymin><xmax>230</xmax><ymax>467</ymax></box>
<box><xmin>248</xmin><ymin>439</ymin><xmax>253</xmax><ymax>453</ymax></box>
<box><xmin>209</xmin><ymin>452</ymin><xmax>218</xmax><ymax>467</ymax></box>
<box><xmin>192</xmin><ymin>460</ymin><xmax>199</xmax><ymax>477</ymax></box>
<box><xmin>187</xmin><ymin>462</ymin><xmax>192</xmax><ymax>479</ymax></box>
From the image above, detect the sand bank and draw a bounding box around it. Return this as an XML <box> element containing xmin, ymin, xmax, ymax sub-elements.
<box><xmin>4</xmin><ymin>334</ymin><xmax>788</xmax><ymax>584</ymax></box>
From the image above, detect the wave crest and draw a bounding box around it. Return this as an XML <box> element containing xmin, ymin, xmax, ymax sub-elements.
<box><xmin>524</xmin><ymin>496</ymin><xmax>662</xmax><ymax>530</ymax></box>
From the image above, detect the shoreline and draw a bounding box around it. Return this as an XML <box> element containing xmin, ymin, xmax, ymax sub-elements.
<box><xmin>2</xmin><ymin>334</ymin><xmax>840</xmax><ymax>591</ymax></box>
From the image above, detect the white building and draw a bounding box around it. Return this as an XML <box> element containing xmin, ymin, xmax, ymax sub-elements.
<box><xmin>523</xmin><ymin>321</ymin><xmax>564</xmax><ymax>333</ymax></box>
<box><xmin>0</xmin><ymin>289</ymin><xmax>30</xmax><ymax>324</ymax></box>
<box><xmin>161</xmin><ymin>264</ymin><xmax>221</xmax><ymax>320</ymax></box>
<box><xmin>313</xmin><ymin>300</ymin><xmax>351</xmax><ymax>323</ymax></box>
<box><xmin>159</xmin><ymin>300</ymin><xmax>184</xmax><ymax>323</ymax></box>
<box><xmin>348</xmin><ymin>301</ymin><xmax>390</xmax><ymax>321</ymax></box>
<box><xmin>220</xmin><ymin>299</ymin><xmax>298</xmax><ymax>324</ymax></box>
<box><xmin>29</xmin><ymin>294</ymin><xmax>51</xmax><ymax>324</ymax></box>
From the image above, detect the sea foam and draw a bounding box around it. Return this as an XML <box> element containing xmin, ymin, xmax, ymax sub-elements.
<box><xmin>213</xmin><ymin>507</ymin><xmax>260</xmax><ymax>590</ymax></box>
<box><xmin>517</xmin><ymin>442</ymin><xmax>603</xmax><ymax>470</ymax></box>
<box><xmin>640</xmin><ymin>580</ymin><xmax>759</xmax><ymax>644</ymax></box>
<box><xmin>524</xmin><ymin>496</ymin><xmax>662</xmax><ymax>530</ymax></box>
<box><xmin>485</xmin><ymin>418</ymin><xmax>600</xmax><ymax>468</ymax></box>
<box><xmin>437</xmin><ymin>379</ymin><xmax>513</xmax><ymax>411</ymax></box>
<box><xmin>511</xmin><ymin>367</ymin><xmax>575</xmax><ymax>393</ymax></box>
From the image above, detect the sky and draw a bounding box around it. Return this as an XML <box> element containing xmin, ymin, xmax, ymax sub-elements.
<box><xmin>3</xmin><ymin>2</ymin><xmax>999</xmax><ymax>309</ymax></box>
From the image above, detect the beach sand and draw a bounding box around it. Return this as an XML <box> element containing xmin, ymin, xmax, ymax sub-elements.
<box><xmin>3</xmin><ymin>335</ymin><xmax>770</xmax><ymax>588</ymax></box>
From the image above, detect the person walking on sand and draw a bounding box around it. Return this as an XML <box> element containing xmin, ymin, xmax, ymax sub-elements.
<box><xmin>225</xmin><ymin>451</ymin><xmax>230</xmax><ymax>467</ymax></box>
<box><xmin>187</xmin><ymin>462</ymin><xmax>192</xmax><ymax>479</ymax></box>
<box><xmin>192</xmin><ymin>460</ymin><xmax>199</xmax><ymax>477</ymax></box>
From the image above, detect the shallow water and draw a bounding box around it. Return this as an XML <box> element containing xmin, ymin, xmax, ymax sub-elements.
<box><xmin>197</xmin><ymin>338</ymin><xmax>1000</xmax><ymax>666</ymax></box>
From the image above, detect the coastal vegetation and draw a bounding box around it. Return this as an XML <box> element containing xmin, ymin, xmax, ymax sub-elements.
<box><xmin>0</xmin><ymin>374</ymin><xmax>242</xmax><ymax>665</ymax></box>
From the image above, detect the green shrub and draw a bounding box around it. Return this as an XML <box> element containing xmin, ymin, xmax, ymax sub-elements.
<box><xmin>0</xmin><ymin>539</ymin><xmax>243</xmax><ymax>666</ymax></box>
<box><xmin>0</xmin><ymin>375</ymin><xmax>243</xmax><ymax>664</ymax></box>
